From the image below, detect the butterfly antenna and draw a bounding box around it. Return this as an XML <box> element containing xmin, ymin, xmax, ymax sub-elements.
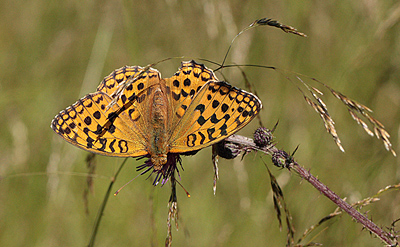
<box><xmin>220</xmin><ymin>25</ymin><xmax>253</xmax><ymax>69</ymax></box>
<box><xmin>152</xmin><ymin>56</ymin><xmax>185</xmax><ymax>66</ymax></box>
<box><xmin>175</xmin><ymin>179</ymin><xmax>191</xmax><ymax>198</ymax></box>
<box><xmin>114</xmin><ymin>173</ymin><xmax>142</xmax><ymax>196</ymax></box>
<box><xmin>220</xmin><ymin>18</ymin><xmax>306</xmax><ymax>70</ymax></box>
<box><xmin>106</xmin><ymin>57</ymin><xmax>184</xmax><ymax>113</ymax></box>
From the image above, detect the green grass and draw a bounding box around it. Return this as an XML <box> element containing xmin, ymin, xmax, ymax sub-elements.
<box><xmin>1</xmin><ymin>1</ymin><xmax>399</xmax><ymax>246</ymax></box>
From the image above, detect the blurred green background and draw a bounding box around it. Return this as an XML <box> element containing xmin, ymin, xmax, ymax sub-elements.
<box><xmin>1</xmin><ymin>0</ymin><xmax>399</xmax><ymax>246</ymax></box>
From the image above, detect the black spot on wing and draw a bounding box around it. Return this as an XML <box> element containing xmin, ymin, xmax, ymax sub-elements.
<box><xmin>97</xmin><ymin>138</ymin><xmax>107</xmax><ymax>152</ymax></box>
<box><xmin>108</xmin><ymin>124</ymin><xmax>116</xmax><ymax>134</ymax></box>
<box><xmin>172</xmin><ymin>92</ymin><xmax>180</xmax><ymax>100</ymax></box>
<box><xmin>207</xmin><ymin>128</ymin><xmax>216</xmax><ymax>141</ymax></box>
<box><xmin>187</xmin><ymin>133</ymin><xmax>196</xmax><ymax>147</ymax></box>
<box><xmin>84</xmin><ymin>116</ymin><xmax>92</xmax><ymax>125</ymax></box>
<box><xmin>109</xmin><ymin>139</ymin><xmax>116</xmax><ymax>152</ymax></box>
<box><xmin>197</xmin><ymin>116</ymin><xmax>206</xmax><ymax>126</ymax></box>
<box><xmin>198</xmin><ymin>132</ymin><xmax>206</xmax><ymax>144</ymax></box>
<box><xmin>212</xmin><ymin>100</ymin><xmax>219</xmax><ymax>108</ymax></box>
<box><xmin>93</xmin><ymin>111</ymin><xmax>101</xmax><ymax>120</ymax></box>
<box><xmin>195</xmin><ymin>104</ymin><xmax>205</xmax><ymax>113</ymax></box>
<box><xmin>64</xmin><ymin>127</ymin><xmax>71</xmax><ymax>135</ymax></box>
<box><xmin>121</xmin><ymin>95</ymin><xmax>127</xmax><ymax>104</ymax></box>
<box><xmin>86</xmin><ymin>136</ymin><xmax>95</xmax><ymax>148</ymax></box>
<box><xmin>220</xmin><ymin>124</ymin><xmax>228</xmax><ymax>136</ymax></box>
<box><xmin>94</xmin><ymin>124</ymin><xmax>103</xmax><ymax>135</ymax></box>
<box><xmin>210</xmin><ymin>113</ymin><xmax>218</xmax><ymax>124</ymax></box>
<box><xmin>189</xmin><ymin>89</ymin><xmax>195</xmax><ymax>97</ymax></box>
<box><xmin>181</xmin><ymin>89</ymin><xmax>188</xmax><ymax>97</ymax></box>
<box><xmin>221</xmin><ymin>103</ymin><xmax>229</xmax><ymax>113</ymax></box>
<box><xmin>118</xmin><ymin>140</ymin><xmax>128</xmax><ymax>153</ymax></box>
<box><xmin>184</xmin><ymin>78</ymin><xmax>191</xmax><ymax>87</ymax></box>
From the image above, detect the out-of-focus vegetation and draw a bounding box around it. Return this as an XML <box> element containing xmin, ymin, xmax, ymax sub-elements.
<box><xmin>1</xmin><ymin>1</ymin><xmax>399</xmax><ymax>246</ymax></box>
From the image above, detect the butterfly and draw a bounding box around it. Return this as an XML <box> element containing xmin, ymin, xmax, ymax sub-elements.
<box><xmin>51</xmin><ymin>60</ymin><xmax>262</xmax><ymax>171</ymax></box>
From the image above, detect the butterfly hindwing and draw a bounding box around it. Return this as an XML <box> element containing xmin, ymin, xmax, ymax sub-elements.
<box><xmin>97</xmin><ymin>65</ymin><xmax>161</xmax><ymax>96</ymax></box>
<box><xmin>169</xmin><ymin>80</ymin><xmax>262</xmax><ymax>153</ymax></box>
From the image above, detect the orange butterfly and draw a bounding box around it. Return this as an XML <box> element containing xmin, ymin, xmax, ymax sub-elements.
<box><xmin>51</xmin><ymin>61</ymin><xmax>262</xmax><ymax>182</ymax></box>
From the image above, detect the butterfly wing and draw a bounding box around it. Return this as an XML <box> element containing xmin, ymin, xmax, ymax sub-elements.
<box><xmin>52</xmin><ymin>61</ymin><xmax>262</xmax><ymax>158</ymax></box>
<box><xmin>51</xmin><ymin>66</ymin><xmax>162</xmax><ymax>157</ymax></box>
<box><xmin>168</xmin><ymin>80</ymin><xmax>262</xmax><ymax>153</ymax></box>
<box><xmin>164</xmin><ymin>60</ymin><xmax>218</xmax><ymax>129</ymax></box>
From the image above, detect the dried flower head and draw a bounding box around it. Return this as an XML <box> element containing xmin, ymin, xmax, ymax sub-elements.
<box><xmin>272</xmin><ymin>150</ymin><xmax>294</xmax><ymax>169</ymax></box>
<box><xmin>254</xmin><ymin>126</ymin><xmax>276</xmax><ymax>147</ymax></box>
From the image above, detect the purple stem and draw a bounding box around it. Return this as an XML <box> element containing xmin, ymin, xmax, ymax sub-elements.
<box><xmin>225</xmin><ymin>134</ymin><xmax>396</xmax><ymax>246</ymax></box>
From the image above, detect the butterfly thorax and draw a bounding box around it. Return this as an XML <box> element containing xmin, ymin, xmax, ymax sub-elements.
<box><xmin>148</xmin><ymin>83</ymin><xmax>170</xmax><ymax>170</ymax></box>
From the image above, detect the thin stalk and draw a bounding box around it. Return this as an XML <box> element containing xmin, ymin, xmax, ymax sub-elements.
<box><xmin>87</xmin><ymin>157</ymin><xmax>129</xmax><ymax>247</ymax></box>
<box><xmin>224</xmin><ymin>134</ymin><xmax>397</xmax><ymax>246</ymax></box>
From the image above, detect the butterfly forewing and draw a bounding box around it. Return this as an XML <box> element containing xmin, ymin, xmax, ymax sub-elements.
<box><xmin>51</xmin><ymin>91</ymin><xmax>148</xmax><ymax>156</ymax></box>
<box><xmin>165</xmin><ymin>61</ymin><xmax>218</xmax><ymax>129</ymax></box>
<box><xmin>51</xmin><ymin>65</ymin><xmax>164</xmax><ymax>157</ymax></box>
<box><xmin>169</xmin><ymin>80</ymin><xmax>262</xmax><ymax>153</ymax></box>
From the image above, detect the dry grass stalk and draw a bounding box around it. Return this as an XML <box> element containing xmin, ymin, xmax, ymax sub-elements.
<box><xmin>293</xmin><ymin>73</ymin><xmax>396</xmax><ymax>156</ymax></box>
<box><xmin>326</xmin><ymin>85</ymin><xmax>396</xmax><ymax>156</ymax></box>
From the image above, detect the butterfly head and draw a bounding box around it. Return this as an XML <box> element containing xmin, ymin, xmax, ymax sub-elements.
<box><xmin>151</xmin><ymin>154</ymin><xmax>168</xmax><ymax>170</ymax></box>
<box><xmin>137</xmin><ymin>153</ymin><xmax>182</xmax><ymax>186</ymax></box>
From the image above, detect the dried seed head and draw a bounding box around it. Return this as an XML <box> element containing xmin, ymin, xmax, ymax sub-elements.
<box><xmin>254</xmin><ymin>127</ymin><xmax>274</xmax><ymax>147</ymax></box>
<box><xmin>272</xmin><ymin>150</ymin><xmax>293</xmax><ymax>168</ymax></box>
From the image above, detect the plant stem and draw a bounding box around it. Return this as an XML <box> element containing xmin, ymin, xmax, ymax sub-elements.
<box><xmin>225</xmin><ymin>134</ymin><xmax>396</xmax><ymax>246</ymax></box>
<box><xmin>291</xmin><ymin>162</ymin><xmax>395</xmax><ymax>246</ymax></box>
<box><xmin>87</xmin><ymin>158</ymin><xmax>128</xmax><ymax>247</ymax></box>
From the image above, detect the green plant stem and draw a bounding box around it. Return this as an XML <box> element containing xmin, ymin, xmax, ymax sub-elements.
<box><xmin>87</xmin><ymin>157</ymin><xmax>128</xmax><ymax>247</ymax></box>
